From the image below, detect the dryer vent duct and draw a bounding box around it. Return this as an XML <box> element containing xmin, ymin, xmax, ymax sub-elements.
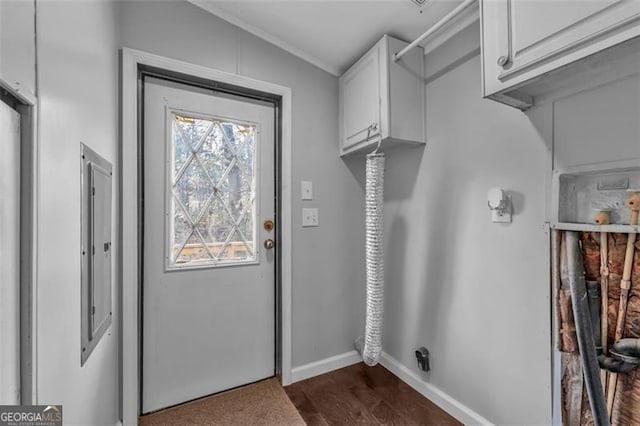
<box><xmin>356</xmin><ymin>152</ymin><xmax>385</xmax><ymax>366</ymax></box>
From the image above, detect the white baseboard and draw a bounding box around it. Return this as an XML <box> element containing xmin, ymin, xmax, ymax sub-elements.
<box><xmin>290</xmin><ymin>350</ymin><xmax>362</xmax><ymax>383</ymax></box>
<box><xmin>380</xmin><ymin>352</ymin><xmax>494</xmax><ymax>426</ymax></box>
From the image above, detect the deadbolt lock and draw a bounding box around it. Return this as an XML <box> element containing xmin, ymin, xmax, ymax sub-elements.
<box><xmin>263</xmin><ymin>219</ymin><xmax>274</xmax><ymax>231</ymax></box>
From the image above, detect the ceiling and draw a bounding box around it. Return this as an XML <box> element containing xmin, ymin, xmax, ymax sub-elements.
<box><xmin>188</xmin><ymin>0</ymin><xmax>471</xmax><ymax>76</ymax></box>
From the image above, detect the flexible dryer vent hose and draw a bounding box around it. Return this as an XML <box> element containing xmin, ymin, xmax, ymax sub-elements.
<box><xmin>358</xmin><ymin>152</ymin><xmax>385</xmax><ymax>366</ymax></box>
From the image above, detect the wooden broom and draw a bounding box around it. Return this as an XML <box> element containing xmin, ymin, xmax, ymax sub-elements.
<box><xmin>606</xmin><ymin>192</ymin><xmax>640</xmax><ymax>419</ymax></box>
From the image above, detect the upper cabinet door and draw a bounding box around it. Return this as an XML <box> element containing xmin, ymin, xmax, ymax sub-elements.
<box><xmin>481</xmin><ymin>0</ymin><xmax>640</xmax><ymax>108</ymax></box>
<box><xmin>340</xmin><ymin>44</ymin><xmax>382</xmax><ymax>151</ymax></box>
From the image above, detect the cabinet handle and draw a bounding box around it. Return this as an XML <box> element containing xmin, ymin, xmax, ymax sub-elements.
<box><xmin>366</xmin><ymin>123</ymin><xmax>378</xmax><ymax>140</ymax></box>
<box><xmin>497</xmin><ymin>55</ymin><xmax>510</xmax><ymax>67</ymax></box>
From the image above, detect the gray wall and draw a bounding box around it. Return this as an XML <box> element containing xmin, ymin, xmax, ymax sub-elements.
<box><xmin>0</xmin><ymin>0</ymin><xmax>36</xmax><ymax>101</ymax></box>
<box><xmin>36</xmin><ymin>1</ymin><xmax>120</xmax><ymax>424</ymax></box>
<box><xmin>381</xmin><ymin>21</ymin><xmax>640</xmax><ymax>424</ymax></box>
<box><xmin>117</xmin><ymin>0</ymin><xmax>366</xmax><ymax>368</ymax></box>
<box><xmin>552</xmin><ymin>74</ymin><xmax>640</xmax><ymax>170</ymax></box>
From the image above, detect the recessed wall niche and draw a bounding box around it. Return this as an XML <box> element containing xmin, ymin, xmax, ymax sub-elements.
<box><xmin>552</xmin><ymin>160</ymin><xmax>640</xmax><ymax>232</ymax></box>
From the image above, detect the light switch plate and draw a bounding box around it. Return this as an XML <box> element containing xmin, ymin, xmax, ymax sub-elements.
<box><xmin>301</xmin><ymin>181</ymin><xmax>313</xmax><ymax>200</ymax></box>
<box><xmin>302</xmin><ymin>208</ymin><xmax>318</xmax><ymax>227</ymax></box>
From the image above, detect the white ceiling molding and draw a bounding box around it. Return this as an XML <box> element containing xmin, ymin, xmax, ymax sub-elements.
<box><xmin>420</xmin><ymin>4</ymin><xmax>479</xmax><ymax>55</ymax></box>
<box><xmin>187</xmin><ymin>0</ymin><xmax>342</xmax><ymax>76</ymax></box>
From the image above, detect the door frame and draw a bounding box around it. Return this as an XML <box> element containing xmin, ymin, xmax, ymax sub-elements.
<box><xmin>121</xmin><ymin>48</ymin><xmax>293</xmax><ymax>424</ymax></box>
<box><xmin>0</xmin><ymin>81</ymin><xmax>38</xmax><ymax>405</ymax></box>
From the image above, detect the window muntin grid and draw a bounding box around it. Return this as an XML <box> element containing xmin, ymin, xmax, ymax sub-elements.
<box><xmin>166</xmin><ymin>110</ymin><xmax>258</xmax><ymax>269</ymax></box>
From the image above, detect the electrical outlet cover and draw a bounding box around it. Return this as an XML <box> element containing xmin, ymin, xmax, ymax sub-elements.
<box><xmin>302</xmin><ymin>208</ymin><xmax>318</xmax><ymax>227</ymax></box>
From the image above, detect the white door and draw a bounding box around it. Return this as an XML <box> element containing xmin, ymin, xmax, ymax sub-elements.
<box><xmin>142</xmin><ymin>77</ymin><xmax>276</xmax><ymax>413</ymax></box>
<box><xmin>0</xmin><ymin>100</ymin><xmax>21</xmax><ymax>404</ymax></box>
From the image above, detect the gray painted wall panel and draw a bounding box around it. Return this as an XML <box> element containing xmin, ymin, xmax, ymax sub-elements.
<box><xmin>36</xmin><ymin>1</ymin><xmax>120</xmax><ymax>424</ymax></box>
<box><xmin>554</xmin><ymin>75</ymin><xmax>640</xmax><ymax>170</ymax></box>
<box><xmin>0</xmin><ymin>0</ymin><xmax>36</xmax><ymax>101</ymax></box>
<box><xmin>383</xmin><ymin>52</ymin><xmax>551</xmax><ymax>424</ymax></box>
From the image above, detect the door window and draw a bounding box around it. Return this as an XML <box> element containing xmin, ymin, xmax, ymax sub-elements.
<box><xmin>167</xmin><ymin>111</ymin><xmax>257</xmax><ymax>269</ymax></box>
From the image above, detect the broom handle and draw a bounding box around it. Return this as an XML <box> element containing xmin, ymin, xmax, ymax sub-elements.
<box><xmin>606</xmin><ymin>194</ymin><xmax>639</xmax><ymax>419</ymax></box>
<box><xmin>594</xmin><ymin>211</ymin><xmax>610</xmax><ymax>393</ymax></box>
<box><xmin>601</xmin><ymin>233</ymin><xmax>609</xmax><ymax>391</ymax></box>
<box><xmin>601</xmin><ymin>233</ymin><xmax>609</xmax><ymax>354</ymax></box>
<box><xmin>594</xmin><ymin>211</ymin><xmax>610</xmax><ymax>357</ymax></box>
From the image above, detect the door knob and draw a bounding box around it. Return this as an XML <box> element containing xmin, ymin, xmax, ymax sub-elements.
<box><xmin>264</xmin><ymin>239</ymin><xmax>275</xmax><ymax>249</ymax></box>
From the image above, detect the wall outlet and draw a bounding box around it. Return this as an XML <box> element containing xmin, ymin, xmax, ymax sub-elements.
<box><xmin>491</xmin><ymin>196</ymin><xmax>512</xmax><ymax>223</ymax></box>
<box><xmin>302</xmin><ymin>208</ymin><xmax>318</xmax><ymax>227</ymax></box>
<box><xmin>492</xmin><ymin>210</ymin><xmax>511</xmax><ymax>223</ymax></box>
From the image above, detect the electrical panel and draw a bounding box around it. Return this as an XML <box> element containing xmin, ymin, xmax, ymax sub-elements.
<box><xmin>80</xmin><ymin>143</ymin><xmax>112</xmax><ymax>365</ymax></box>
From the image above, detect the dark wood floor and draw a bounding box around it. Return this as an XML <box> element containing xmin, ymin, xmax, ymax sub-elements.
<box><xmin>285</xmin><ymin>363</ymin><xmax>462</xmax><ymax>426</ymax></box>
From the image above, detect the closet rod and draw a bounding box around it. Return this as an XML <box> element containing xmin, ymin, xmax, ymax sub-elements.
<box><xmin>394</xmin><ymin>0</ymin><xmax>477</xmax><ymax>62</ymax></box>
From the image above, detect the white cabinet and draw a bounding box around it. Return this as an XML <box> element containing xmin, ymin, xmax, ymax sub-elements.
<box><xmin>339</xmin><ymin>35</ymin><xmax>425</xmax><ymax>156</ymax></box>
<box><xmin>480</xmin><ymin>0</ymin><xmax>640</xmax><ymax>110</ymax></box>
